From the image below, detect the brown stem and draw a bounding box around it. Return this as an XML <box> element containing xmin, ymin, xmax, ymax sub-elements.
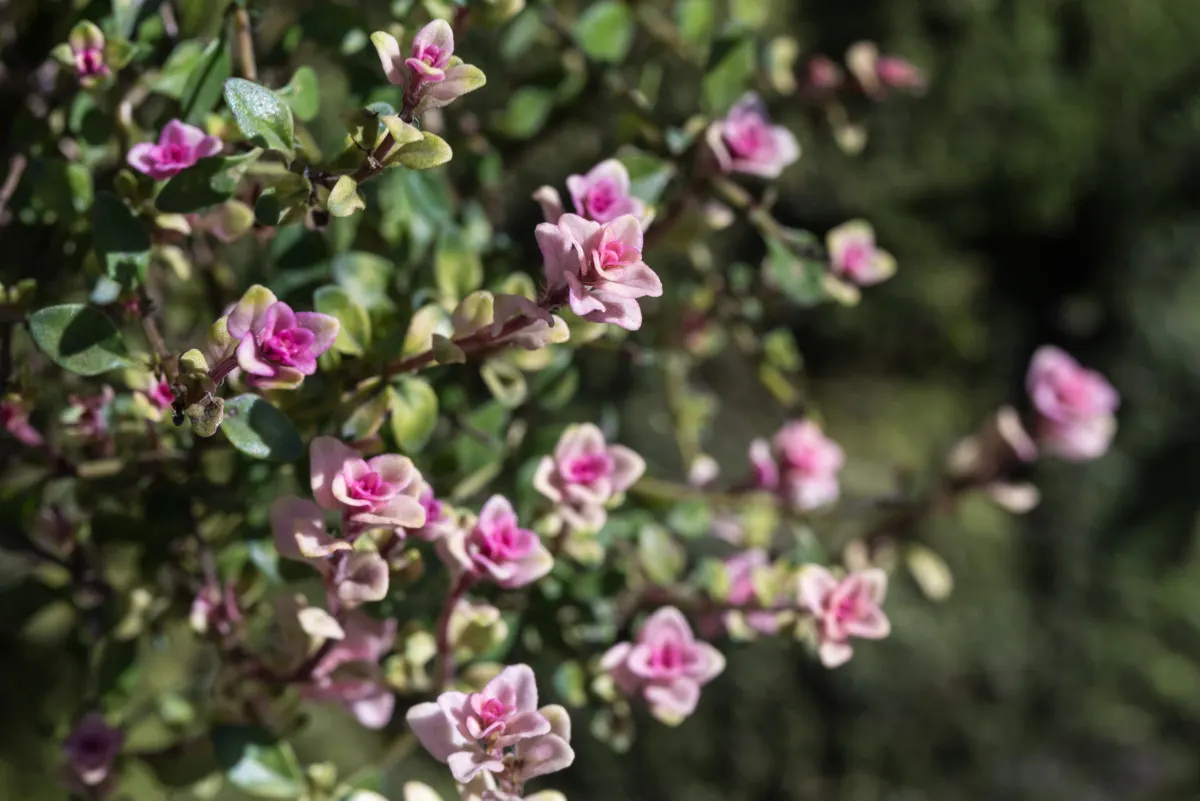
<box><xmin>138</xmin><ymin>289</ymin><xmax>178</xmax><ymax>382</ymax></box>
<box><xmin>433</xmin><ymin>574</ymin><xmax>473</xmax><ymax>691</ymax></box>
<box><xmin>0</xmin><ymin>154</ymin><xmax>27</xmax><ymax>224</ymax></box>
<box><xmin>233</xmin><ymin>6</ymin><xmax>257</xmax><ymax>81</ymax></box>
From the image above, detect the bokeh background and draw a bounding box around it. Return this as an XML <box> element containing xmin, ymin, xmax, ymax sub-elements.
<box><xmin>5</xmin><ymin>0</ymin><xmax>1200</xmax><ymax>799</ymax></box>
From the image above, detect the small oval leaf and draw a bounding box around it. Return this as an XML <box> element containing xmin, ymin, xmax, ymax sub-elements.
<box><xmin>223</xmin><ymin>78</ymin><xmax>296</xmax><ymax>157</ymax></box>
<box><xmin>29</xmin><ymin>304</ymin><xmax>131</xmax><ymax>376</ymax></box>
<box><xmin>220</xmin><ymin>394</ymin><xmax>304</xmax><ymax>462</ymax></box>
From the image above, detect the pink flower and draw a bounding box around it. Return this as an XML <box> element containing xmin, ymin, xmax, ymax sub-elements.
<box><xmin>1026</xmin><ymin>346</ymin><xmax>1119</xmax><ymax>461</ymax></box>
<box><xmin>223</xmin><ymin>285</ymin><xmax>339</xmax><ymax>390</ymax></box>
<box><xmin>310</xmin><ymin>436</ymin><xmax>426</xmax><ymax>533</ymax></box>
<box><xmin>532</xmin><ymin>423</ymin><xmax>645</xmax><ymax>531</ymax></box>
<box><xmin>710</xmin><ymin>549</ymin><xmax>787</xmax><ymax>636</ymax></box>
<box><xmin>406</xmin><ymin>664</ymin><xmax>558</xmax><ymax>784</ymax></box>
<box><xmin>270</xmin><ymin>496</ymin><xmax>390</xmax><ymax>607</ymax></box>
<box><xmin>63</xmin><ymin>713</ymin><xmax>123</xmax><ymax>788</ymax></box>
<box><xmin>412</xmin><ymin>481</ymin><xmax>458</xmax><ymax>541</ymax></box>
<box><xmin>68</xmin><ymin>22</ymin><xmax>110</xmax><ymax>85</ymax></box>
<box><xmin>532</xmin><ymin>159</ymin><xmax>650</xmax><ymax>228</ymax></box>
<box><xmin>805</xmin><ymin>56</ymin><xmax>843</xmax><ymax>91</ymax></box>
<box><xmin>302</xmin><ymin>610</ymin><xmax>397</xmax><ymax>728</ymax></box>
<box><xmin>751</xmin><ymin>420</ymin><xmax>845</xmax><ymax>510</ymax></box>
<box><xmin>189</xmin><ymin>580</ymin><xmax>242</xmax><ymax>637</ymax></box>
<box><xmin>535</xmin><ymin>213</ymin><xmax>663</xmax><ymax>331</ymax></box>
<box><xmin>705</xmin><ymin>93</ymin><xmax>800</xmax><ymax>179</ymax></box>
<box><xmin>441</xmin><ymin>496</ymin><xmax>553</xmax><ymax>589</ymax></box>
<box><xmin>798</xmin><ymin>565</ymin><xmax>890</xmax><ymax>668</ymax></box>
<box><xmin>1</xmin><ymin>397</ymin><xmax>43</xmax><ymax>447</ymax></box>
<box><xmin>371</xmin><ymin>21</ymin><xmax>486</xmax><ymax>114</ymax></box>
<box><xmin>876</xmin><ymin>56</ymin><xmax>926</xmax><ymax>92</ymax></box>
<box><xmin>64</xmin><ymin>385</ymin><xmax>115</xmax><ymax>440</ymax></box>
<box><xmin>127</xmin><ymin>120</ymin><xmax>222</xmax><ymax>181</ymax></box>
<box><xmin>600</xmin><ymin>607</ymin><xmax>725</xmax><ymax>725</ymax></box>
<box><xmin>826</xmin><ymin>220</ymin><xmax>897</xmax><ymax>286</ymax></box>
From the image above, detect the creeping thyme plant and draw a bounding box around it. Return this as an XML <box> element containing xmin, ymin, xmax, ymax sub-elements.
<box><xmin>0</xmin><ymin>2</ymin><xmax>1120</xmax><ymax>800</ymax></box>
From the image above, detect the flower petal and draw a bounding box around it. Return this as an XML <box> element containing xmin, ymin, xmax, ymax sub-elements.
<box><xmin>310</xmin><ymin>436</ymin><xmax>360</xmax><ymax>510</ymax></box>
<box><xmin>406</xmin><ymin>701</ymin><xmax>468</xmax><ymax>762</ymax></box>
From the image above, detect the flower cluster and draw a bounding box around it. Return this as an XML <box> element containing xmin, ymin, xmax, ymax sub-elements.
<box><xmin>602</xmin><ymin>607</ymin><xmax>726</xmax><ymax>726</ymax></box>
<box><xmin>440</xmin><ymin>496</ymin><xmax>553</xmax><ymax>590</ymax></box>
<box><xmin>210</xmin><ymin>285</ymin><xmax>339</xmax><ymax>390</ymax></box>
<box><xmin>407</xmin><ymin>664</ymin><xmax>574</xmax><ymax>797</ymax></box>
<box><xmin>705</xmin><ymin>92</ymin><xmax>801</xmax><ymax>179</ymax></box>
<box><xmin>798</xmin><ymin>566</ymin><xmax>891</xmax><ymax>668</ymax></box>
<box><xmin>128</xmin><ymin>120</ymin><xmax>223</xmax><ymax>181</ymax></box>
<box><xmin>533</xmin><ymin>423</ymin><xmax>646</xmax><ymax>533</ymax></box>
<box><xmin>536</xmin><ymin>213</ymin><xmax>663</xmax><ymax>331</ymax></box>
<box><xmin>533</xmin><ymin>159</ymin><xmax>652</xmax><ymax>228</ymax></box>
<box><xmin>807</xmin><ymin>41</ymin><xmax>926</xmax><ymax>97</ymax></box>
<box><xmin>1026</xmin><ymin>346</ymin><xmax>1120</xmax><ymax>461</ymax></box>
<box><xmin>826</xmin><ymin>220</ymin><xmax>897</xmax><ymax>287</ymax></box>
<box><xmin>372</xmin><ymin>20</ymin><xmax>486</xmax><ymax>115</ymax></box>
<box><xmin>750</xmin><ymin>419</ymin><xmax>845</xmax><ymax>510</ymax></box>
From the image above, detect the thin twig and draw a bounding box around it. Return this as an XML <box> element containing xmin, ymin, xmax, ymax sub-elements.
<box><xmin>232</xmin><ymin>6</ymin><xmax>257</xmax><ymax>81</ymax></box>
<box><xmin>0</xmin><ymin>154</ymin><xmax>27</xmax><ymax>224</ymax></box>
<box><xmin>433</xmin><ymin>574</ymin><xmax>473</xmax><ymax>691</ymax></box>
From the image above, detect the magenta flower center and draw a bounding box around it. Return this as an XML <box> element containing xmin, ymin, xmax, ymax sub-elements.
<box><xmin>839</xmin><ymin>240</ymin><xmax>874</xmax><ymax>277</ymax></box>
<box><xmin>782</xmin><ymin>444</ymin><xmax>822</xmax><ymax>476</ymax></box>
<box><xmin>75</xmin><ymin>48</ymin><xmax>106</xmax><ymax>77</ymax></box>
<box><xmin>725</xmin><ymin>115</ymin><xmax>772</xmax><ymax>159</ymax></box>
<box><xmin>475</xmin><ymin>520</ymin><xmax>534</xmax><ymax>562</ymax></box>
<box><xmin>648</xmin><ymin>639</ymin><xmax>686</xmax><ymax>677</ymax></box>
<box><xmin>833</xmin><ymin>591</ymin><xmax>863</xmax><ymax>623</ymax></box>
<box><xmin>261</xmin><ymin>327</ymin><xmax>315</xmax><ymax>366</ymax></box>
<box><xmin>347</xmin><ymin>471</ymin><xmax>397</xmax><ymax>504</ymax></box>
<box><xmin>477</xmin><ymin>696</ymin><xmax>512</xmax><ymax>725</ymax></box>
<box><xmin>1051</xmin><ymin>373</ymin><xmax>1098</xmax><ymax>413</ymax></box>
<box><xmin>585</xmin><ymin>179</ymin><xmax>621</xmax><ymax>220</ymax></box>
<box><xmin>161</xmin><ymin>142</ymin><xmax>192</xmax><ymax>165</ymax></box>
<box><xmin>420</xmin><ymin>491</ymin><xmax>444</xmax><ymax>524</ymax></box>
<box><xmin>148</xmin><ymin>380</ymin><xmax>175</xmax><ymax>410</ymax></box>
<box><xmin>563</xmin><ymin>451</ymin><xmax>614</xmax><ymax>484</ymax></box>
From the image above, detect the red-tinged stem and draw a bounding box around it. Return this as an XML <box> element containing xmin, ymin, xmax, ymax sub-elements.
<box><xmin>434</xmin><ymin>573</ymin><xmax>474</xmax><ymax>691</ymax></box>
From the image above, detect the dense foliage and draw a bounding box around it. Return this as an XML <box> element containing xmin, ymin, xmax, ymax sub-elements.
<box><xmin>3</xmin><ymin>1</ymin><xmax>1200</xmax><ymax>800</ymax></box>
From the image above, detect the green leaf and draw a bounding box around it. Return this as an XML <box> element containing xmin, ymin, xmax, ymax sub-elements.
<box><xmin>223</xmin><ymin>78</ymin><xmax>296</xmax><ymax>158</ymax></box>
<box><xmin>387</xmin><ymin>377</ymin><xmax>439</xmax><ymax>452</ymax></box>
<box><xmin>314</xmin><ymin>285</ymin><xmax>370</xmax><ymax>356</ymax></box>
<box><xmin>181</xmin><ymin>38</ymin><xmax>232</xmax><ymax>125</ymax></box>
<box><xmin>327</xmin><ymin>175</ymin><xmax>365</xmax><ymax>218</ymax></box>
<box><xmin>29</xmin><ymin>305</ymin><xmax>132</xmax><ymax>376</ymax></box>
<box><xmin>390</xmin><ymin>132</ymin><xmax>453</xmax><ymax>170</ymax></box>
<box><xmin>667</xmin><ymin>498</ymin><xmax>712</xmax><ymax>539</ymax></box>
<box><xmin>156</xmin><ymin>150</ymin><xmax>261</xmax><ymax>213</ymax></box>
<box><xmin>341</xmin><ymin>391</ymin><xmax>390</xmax><ymax>441</ymax></box>
<box><xmin>573</xmin><ymin>1</ymin><xmax>636</xmax><ymax>63</ymax></box>
<box><xmin>254</xmin><ymin>172</ymin><xmax>311</xmax><ymax>227</ymax></box>
<box><xmin>152</xmin><ymin>40</ymin><xmax>207</xmax><ymax>99</ymax></box>
<box><xmin>331</xmin><ymin>252</ymin><xmax>396</xmax><ymax>311</ymax></box>
<box><xmin>480</xmin><ymin>360</ymin><xmax>528</xmax><ymax>408</ymax></box>
<box><xmin>92</xmin><ymin>192</ymin><xmax>150</xmax><ymax>288</ymax></box>
<box><xmin>500</xmin><ymin>88</ymin><xmax>553</xmax><ymax>140</ymax></box>
<box><xmin>435</xmin><ymin>230</ymin><xmax>484</xmax><ymax>305</ymax></box>
<box><xmin>638</xmin><ymin>524</ymin><xmax>685</xmax><ymax>585</ymax></box>
<box><xmin>279</xmin><ymin>66</ymin><xmax>320</xmax><ymax>121</ymax></box>
<box><xmin>213</xmin><ymin>725</ymin><xmax>304</xmax><ymax>799</ymax></box>
<box><xmin>763</xmin><ymin>236</ymin><xmax>828</xmax><ymax>307</ymax></box>
<box><xmin>676</xmin><ymin>0</ymin><xmax>715</xmax><ymax>57</ymax></box>
<box><xmin>703</xmin><ymin>38</ymin><xmax>757</xmax><ymax>114</ymax></box>
<box><xmin>220</xmin><ymin>395</ymin><xmax>304</xmax><ymax>462</ymax></box>
<box><xmin>617</xmin><ymin>147</ymin><xmax>676</xmax><ymax>206</ymax></box>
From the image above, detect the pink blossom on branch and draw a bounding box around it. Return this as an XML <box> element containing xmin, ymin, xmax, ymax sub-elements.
<box><xmin>705</xmin><ymin>93</ymin><xmax>801</xmax><ymax>179</ymax></box>
<box><xmin>221</xmin><ymin>285</ymin><xmax>339</xmax><ymax>390</ymax></box>
<box><xmin>310</xmin><ymin>436</ymin><xmax>426</xmax><ymax>533</ymax></box>
<box><xmin>798</xmin><ymin>565</ymin><xmax>890</xmax><ymax>668</ymax></box>
<box><xmin>601</xmin><ymin>606</ymin><xmax>725</xmax><ymax>726</ymax></box>
<box><xmin>371</xmin><ymin>20</ymin><xmax>486</xmax><ymax>113</ymax></box>
<box><xmin>1</xmin><ymin>397</ymin><xmax>43</xmax><ymax>447</ymax></box>
<box><xmin>127</xmin><ymin>120</ymin><xmax>222</xmax><ymax>180</ymax></box>
<box><xmin>301</xmin><ymin>610</ymin><xmax>397</xmax><ymax>729</ymax></box>
<box><xmin>68</xmin><ymin>22</ymin><xmax>109</xmax><ymax>84</ymax></box>
<box><xmin>406</xmin><ymin>664</ymin><xmax>574</xmax><ymax>785</ymax></box>
<box><xmin>533</xmin><ymin>423</ymin><xmax>645</xmax><ymax>532</ymax></box>
<box><xmin>536</xmin><ymin>213</ymin><xmax>663</xmax><ymax>331</ymax></box>
<box><xmin>750</xmin><ymin>420</ymin><xmax>845</xmax><ymax>510</ymax></box>
<box><xmin>826</xmin><ymin>220</ymin><xmax>897</xmax><ymax>286</ymax></box>
<box><xmin>441</xmin><ymin>496</ymin><xmax>553</xmax><ymax>589</ymax></box>
<box><xmin>1026</xmin><ymin>346</ymin><xmax>1119</xmax><ymax>461</ymax></box>
<box><xmin>532</xmin><ymin>159</ymin><xmax>651</xmax><ymax>228</ymax></box>
<box><xmin>702</xmin><ymin>548</ymin><xmax>789</xmax><ymax>637</ymax></box>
